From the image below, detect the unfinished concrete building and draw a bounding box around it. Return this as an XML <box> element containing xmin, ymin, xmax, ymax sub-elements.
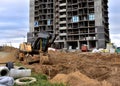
<box><xmin>30</xmin><ymin>0</ymin><xmax>110</xmax><ymax>50</ymax></box>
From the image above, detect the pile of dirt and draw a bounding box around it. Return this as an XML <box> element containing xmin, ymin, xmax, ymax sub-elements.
<box><xmin>0</xmin><ymin>46</ymin><xmax>18</xmax><ymax>52</ymax></box>
<box><xmin>0</xmin><ymin>46</ymin><xmax>18</xmax><ymax>63</ymax></box>
<box><xmin>31</xmin><ymin>51</ymin><xmax>120</xmax><ymax>86</ymax></box>
<box><xmin>50</xmin><ymin>71</ymin><xmax>112</xmax><ymax>86</ymax></box>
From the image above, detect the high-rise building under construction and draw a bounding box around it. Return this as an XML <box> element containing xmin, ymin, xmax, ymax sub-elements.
<box><xmin>30</xmin><ymin>0</ymin><xmax>109</xmax><ymax>50</ymax></box>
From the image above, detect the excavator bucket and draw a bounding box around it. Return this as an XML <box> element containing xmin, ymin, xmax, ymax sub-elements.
<box><xmin>19</xmin><ymin>43</ymin><xmax>32</xmax><ymax>52</ymax></box>
<box><xmin>40</xmin><ymin>53</ymin><xmax>50</xmax><ymax>64</ymax></box>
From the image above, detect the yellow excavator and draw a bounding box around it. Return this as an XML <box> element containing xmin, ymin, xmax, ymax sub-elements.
<box><xmin>18</xmin><ymin>31</ymin><xmax>57</xmax><ymax>64</ymax></box>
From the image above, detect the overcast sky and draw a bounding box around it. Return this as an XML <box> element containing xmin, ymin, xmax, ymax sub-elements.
<box><xmin>0</xmin><ymin>0</ymin><xmax>120</xmax><ymax>48</ymax></box>
<box><xmin>109</xmin><ymin>0</ymin><xmax>120</xmax><ymax>46</ymax></box>
<box><xmin>0</xmin><ymin>0</ymin><xmax>29</xmax><ymax>47</ymax></box>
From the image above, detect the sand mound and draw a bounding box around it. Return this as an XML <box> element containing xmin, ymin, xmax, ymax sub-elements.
<box><xmin>50</xmin><ymin>71</ymin><xmax>112</xmax><ymax>86</ymax></box>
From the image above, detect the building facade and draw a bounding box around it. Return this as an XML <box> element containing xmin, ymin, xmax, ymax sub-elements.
<box><xmin>30</xmin><ymin>0</ymin><xmax>110</xmax><ymax>50</ymax></box>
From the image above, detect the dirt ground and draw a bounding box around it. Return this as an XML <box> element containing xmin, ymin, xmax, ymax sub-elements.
<box><xmin>1</xmin><ymin>47</ymin><xmax>120</xmax><ymax>86</ymax></box>
<box><xmin>0</xmin><ymin>46</ymin><xmax>18</xmax><ymax>63</ymax></box>
<box><xmin>32</xmin><ymin>51</ymin><xmax>120</xmax><ymax>86</ymax></box>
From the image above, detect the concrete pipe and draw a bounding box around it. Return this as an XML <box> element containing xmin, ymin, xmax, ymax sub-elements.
<box><xmin>9</xmin><ymin>69</ymin><xmax>31</xmax><ymax>78</ymax></box>
<box><xmin>0</xmin><ymin>67</ymin><xmax>9</xmax><ymax>76</ymax></box>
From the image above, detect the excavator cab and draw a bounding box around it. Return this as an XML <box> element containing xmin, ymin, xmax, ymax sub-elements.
<box><xmin>32</xmin><ymin>37</ymin><xmax>49</xmax><ymax>52</ymax></box>
<box><xmin>31</xmin><ymin>31</ymin><xmax>57</xmax><ymax>52</ymax></box>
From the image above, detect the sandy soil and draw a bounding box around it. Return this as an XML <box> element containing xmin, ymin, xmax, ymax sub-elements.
<box><xmin>0</xmin><ymin>46</ymin><xmax>18</xmax><ymax>63</ymax></box>
<box><xmin>1</xmin><ymin>47</ymin><xmax>120</xmax><ymax>86</ymax></box>
<box><xmin>29</xmin><ymin>51</ymin><xmax>120</xmax><ymax>86</ymax></box>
